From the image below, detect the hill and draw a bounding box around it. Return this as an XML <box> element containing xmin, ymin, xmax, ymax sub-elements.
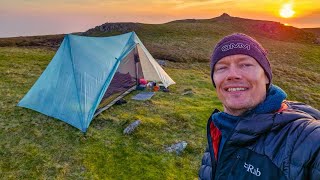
<box><xmin>302</xmin><ymin>28</ymin><xmax>320</xmax><ymax>36</ymax></box>
<box><xmin>1</xmin><ymin>12</ymin><xmax>319</xmax><ymax>122</ymax></box>
<box><xmin>82</xmin><ymin>14</ymin><xmax>318</xmax><ymax>62</ymax></box>
<box><xmin>85</xmin><ymin>13</ymin><xmax>318</xmax><ymax>45</ymax></box>
<box><xmin>80</xmin><ymin>14</ymin><xmax>320</xmax><ymax>107</ymax></box>
<box><xmin>302</xmin><ymin>28</ymin><xmax>320</xmax><ymax>44</ymax></box>
<box><xmin>0</xmin><ymin>13</ymin><xmax>319</xmax><ymax>179</ymax></box>
<box><xmin>1</xmin><ymin>13</ymin><xmax>319</xmax><ymax>63</ymax></box>
<box><xmin>169</xmin><ymin>13</ymin><xmax>317</xmax><ymax>44</ymax></box>
<box><xmin>0</xmin><ymin>34</ymin><xmax>64</xmax><ymax>49</ymax></box>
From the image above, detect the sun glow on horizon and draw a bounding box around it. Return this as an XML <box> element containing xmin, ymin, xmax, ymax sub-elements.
<box><xmin>280</xmin><ymin>3</ymin><xmax>295</xmax><ymax>18</ymax></box>
<box><xmin>1</xmin><ymin>0</ymin><xmax>320</xmax><ymax>37</ymax></box>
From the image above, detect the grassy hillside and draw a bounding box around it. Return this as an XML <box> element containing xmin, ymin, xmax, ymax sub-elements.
<box><xmin>0</xmin><ymin>34</ymin><xmax>64</xmax><ymax>49</ymax></box>
<box><xmin>0</xmin><ymin>14</ymin><xmax>319</xmax><ymax>179</ymax></box>
<box><xmin>0</xmin><ymin>47</ymin><xmax>217</xmax><ymax>179</ymax></box>
<box><xmin>82</xmin><ymin>15</ymin><xmax>320</xmax><ymax>106</ymax></box>
<box><xmin>303</xmin><ymin>28</ymin><xmax>320</xmax><ymax>37</ymax></box>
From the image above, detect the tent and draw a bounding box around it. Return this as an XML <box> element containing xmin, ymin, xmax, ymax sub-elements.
<box><xmin>18</xmin><ymin>32</ymin><xmax>175</xmax><ymax>132</ymax></box>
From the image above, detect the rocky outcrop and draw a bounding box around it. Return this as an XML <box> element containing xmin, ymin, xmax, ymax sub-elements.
<box><xmin>83</xmin><ymin>22</ymin><xmax>141</xmax><ymax>35</ymax></box>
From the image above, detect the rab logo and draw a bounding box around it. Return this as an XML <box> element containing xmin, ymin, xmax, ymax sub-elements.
<box><xmin>221</xmin><ymin>43</ymin><xmax>250</xmax><ymax>52</ymax></box>
<box><xmin>244</xmin><ymin>162</ymin><xmax>261</xmax><ymax>176</ymax></box>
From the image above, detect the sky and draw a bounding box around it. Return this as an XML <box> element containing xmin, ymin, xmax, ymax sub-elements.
<box><xmin>1</xmin><ymin>0</ymin><xmax>319</xmax><ymax>37</ymax></box>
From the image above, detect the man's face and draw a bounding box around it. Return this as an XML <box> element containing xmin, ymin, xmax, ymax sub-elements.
<box><xmin>213</xmin><ymin>54</ymin><xmax>269</xmax><ymax>116</ymax></box>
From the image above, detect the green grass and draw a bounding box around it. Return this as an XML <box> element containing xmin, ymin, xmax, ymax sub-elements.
<box><xmin>0</xmin><ymin>47</ymin><xmax>219</xmax><ymax>179</ymax></box>
<box><xmin>0</xmin><ymin>24</ymin><xmax>319</xmax><ymax>179</ymax></box>
<box><xmin>263</xmin><ymin>39</ymin><xmax>320</xmax><ymax>106</ymax></box>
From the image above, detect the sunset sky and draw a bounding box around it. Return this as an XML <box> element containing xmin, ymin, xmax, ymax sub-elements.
<box><xmin>1</xmin><ymin>0</ymin><xmax>319</xmax><ymax>37</ymax></box>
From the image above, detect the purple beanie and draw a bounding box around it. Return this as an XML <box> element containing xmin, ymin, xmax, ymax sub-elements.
<box><xmin>210</xmin><ymin>33</ymin><xmax>272</xmax><ymax>88</ymax></box>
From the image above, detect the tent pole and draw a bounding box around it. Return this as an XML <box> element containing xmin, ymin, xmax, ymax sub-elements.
<box><xmin>134</xmin><ymin>46</ymin><xmax>140</xmax><ymax>85</ymax></box>
<box><xmin>93</xmin><ymin>85</ymin><xmax>137</xmax><ymax>117</ymax></box>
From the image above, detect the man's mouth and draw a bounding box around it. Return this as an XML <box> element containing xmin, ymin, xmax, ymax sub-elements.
<box><xmin>226</xmin><ymin>87</ymin><xmax>248</xmax><ymax>92</ymax></box>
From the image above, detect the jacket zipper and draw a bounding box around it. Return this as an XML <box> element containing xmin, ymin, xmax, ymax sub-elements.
<box><xmin>230</xmin><ymin>154</ymin><xmax>241</xmax><ymax>175</ymax></box>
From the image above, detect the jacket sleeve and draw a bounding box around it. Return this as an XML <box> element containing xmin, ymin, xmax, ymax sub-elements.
<box><xmin>199</xmin><ymin>146</ymin><xmax>213</xmax><ymax>180</ymax></box>
<box><xmin>309</xmin><ymin>165</ymin><xmax>320</xmax><ymax>180</ymax></box>
<box><xmin>287</xmin><ymin>101</ymin><xmax>320</xmax><ymax>119</ymax></box>
<box><xmin>291</xmin><ymin>119</ymin><xmax>320</xmax><ymax>180</ymax></box>
<box><xmin>306</xmin><ymin>126</ymin><xmax>320</xmax><ymax>180</ymax></box>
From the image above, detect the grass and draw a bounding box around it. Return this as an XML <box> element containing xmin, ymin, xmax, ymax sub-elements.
<box><xmin>0</xmin><ymin>47</ymin><xmax>219</xmax><ymax>179</ymax></box>
<box><xmin>0</xmin><ymin>21</ymin><xmax>319</xmax><ymax>179</ymax></box>
<box><xmin>263</xmin><ymin>39</ymin><xmax>320</xmax><ymax>106</ymax></box>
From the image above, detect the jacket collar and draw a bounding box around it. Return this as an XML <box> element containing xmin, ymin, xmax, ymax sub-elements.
<box><xmin>228</xmin><ymin>108</ymin><xmax>315</xmax><ymax>146</ymax></box>
<box><xmin>212</xmin><ymin>84</ymin><xmax>294</xmax><ymax>145</ymax></box>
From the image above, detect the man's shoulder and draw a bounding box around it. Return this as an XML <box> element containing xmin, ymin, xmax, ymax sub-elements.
<box><xmin>274</xmin><ymin>101</ymin><xmax>320</xmax><ymax>147</ymax></box>
<box><xmin>284</xmin><ymin>100</ymin><xmax>320</xmax><ymax>119</ymax></box>
<box><xmin>271</xmin><ymin>101</ymin><xmax>320</xmax><ymax>134</ymax></box>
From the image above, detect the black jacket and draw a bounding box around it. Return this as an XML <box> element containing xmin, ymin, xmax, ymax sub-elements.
<box><xmin>199</xmin><ymin>101</ymin><xmax>320</xmax><ymax>180</ymax></box>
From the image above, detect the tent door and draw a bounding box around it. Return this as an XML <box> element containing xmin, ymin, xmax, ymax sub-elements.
<box><xmin>94</xmin><ymin>48</ymin><xmax>143</xmax><ymax>116</ymax></box>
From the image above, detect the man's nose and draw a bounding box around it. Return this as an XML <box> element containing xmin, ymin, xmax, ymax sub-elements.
<box><xmin>226</xmin><ymin>66</ymin><xmax>241</xmax><ymax>80</ymax></box>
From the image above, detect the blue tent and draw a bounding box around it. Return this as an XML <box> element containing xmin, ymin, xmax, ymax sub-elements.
<box><xmin>18</xmin><ymin>32</ymin><xmax>175</xmax><ymax>132</ymax></box>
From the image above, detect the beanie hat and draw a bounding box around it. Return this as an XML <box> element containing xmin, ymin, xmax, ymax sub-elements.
<box><xmin>210</xmin><ymin>33</ymin><xmax>272</xmax><ymax>88</ymax></box>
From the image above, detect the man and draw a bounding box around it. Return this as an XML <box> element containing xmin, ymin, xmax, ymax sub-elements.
<box><xmin>199</xmin><ymin>33</ymin><xmax>320</xmax><ymax>180</ymax></box>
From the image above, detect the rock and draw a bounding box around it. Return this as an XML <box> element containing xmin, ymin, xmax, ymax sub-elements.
<box><xmin>157</xmin><ymin>60</ymin><xmax>166</xmax><ymax>66</ymax></box>
<box><xmin>115</xmin><ymin>98</ymin><xmax>127</xmax><ymax>105</ymax></box>
<box><xmin>182</xmin><ymin>90</ymin><xmax>193</xmax><ymax>95</ymax></box>
<box><xmin>162</xmin><ymin>88</ymin><xmax>170</xmax><ymax>93</ymax></box>
<box><xmin>219</xmin><ymin>13</ymin><xmax>231</xmax><ymax>19</ymax></box>
<box><xmin>123</xmin><ymin>120</ymin><xmax>141</xmax><ymax>135</ymax></box>
<box><xmin>80</xmin><ymin>166</ymin><xmax>86</xmax><ymax>172</ymax></box>
<box><xmin>83</xmin><ymin>22</ymin><xmax>140</xmax><ymax>35</ymax></box>
<box><xmin>165</xmin><ymin>141</ymin><xmax>188</xmax><ymax>155</ymax></box>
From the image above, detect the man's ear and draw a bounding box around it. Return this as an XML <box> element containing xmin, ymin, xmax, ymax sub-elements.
<box><xmin>265</xmin><ymin>74</ymin><xmax>270</xmax><ymax>84</ymax></box>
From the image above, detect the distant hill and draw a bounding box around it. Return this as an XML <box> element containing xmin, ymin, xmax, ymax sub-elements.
<box><xmin>1</xmin><ymin>13</ymin><xmax>319</xmax><ymax>112</ymax></box>
<box><xmin>83</xmin><ymin>22</ymin><xmax>142</xmax><ymax>36</ymax></box>
<box><xmin>0</xmin><ymin>13</ymin><xmax>319</xmax><ymax>62</ymax></box>
<box><xmin>161</xmin><ymin>13</ymin><xmax>318</xmax><ymax>44</ymax></box>
<box><xmin>83</xmin><ymin>13</ymin><xmax>319</xmax><ymax>44</ymax></box>
<box><xmin>0</xmin><ymin>34</ymin><xmax>64</xmax><ymax>49</ymax></box>
<box><xmin>79</xmin><ymin>13</ymin><xmax>319</xmax><ymax>62</ymax></box>
<box><xmin>302</xmin><ymin>28</ymin><xmax>320</xmax><ymax>37</ymax></box>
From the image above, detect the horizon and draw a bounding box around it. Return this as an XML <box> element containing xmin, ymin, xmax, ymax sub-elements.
<box><xmin>1</xmin><ymin>0</ymin><xmax>320</xmax><ymax>38</ymax></box>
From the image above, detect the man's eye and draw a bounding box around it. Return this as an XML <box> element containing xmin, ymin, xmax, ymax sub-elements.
<box><xmin>242</xmin><ymin>64</ymin><xmax>253</xmax><ymax>67</ymax></box>
<box><xmin>216</xmin><ymin>66</ymin><xmax>227</xmax><ymax>71</ymax></box>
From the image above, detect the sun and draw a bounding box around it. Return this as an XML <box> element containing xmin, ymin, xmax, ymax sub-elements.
<box><xmin>280</xmin><ymin>3</ymin><xmax>295</xmax><ymax>18</ymax></box>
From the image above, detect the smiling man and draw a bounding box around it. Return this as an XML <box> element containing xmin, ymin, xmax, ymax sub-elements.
<box><xmin>199</xmin><ymin>33</ymin><xmax>320</xmax><ymax>180</ymax></box>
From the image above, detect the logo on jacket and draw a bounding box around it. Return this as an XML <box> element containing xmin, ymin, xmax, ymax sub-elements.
<box><xmin>244</xmin><ymin>162</ymin><xmax>261</xmax><ymax>176</ymax></box>
<box><xmin>221</xmin><ymin>43</ymin><xmax>250</xmax><ymax>52</ymax></box>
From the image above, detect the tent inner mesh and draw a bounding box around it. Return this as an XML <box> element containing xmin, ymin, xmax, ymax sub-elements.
<box><xmin>98</xmin><ymin>49</ymin><xmax>143</xmax><ymax>108</ymax></box>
